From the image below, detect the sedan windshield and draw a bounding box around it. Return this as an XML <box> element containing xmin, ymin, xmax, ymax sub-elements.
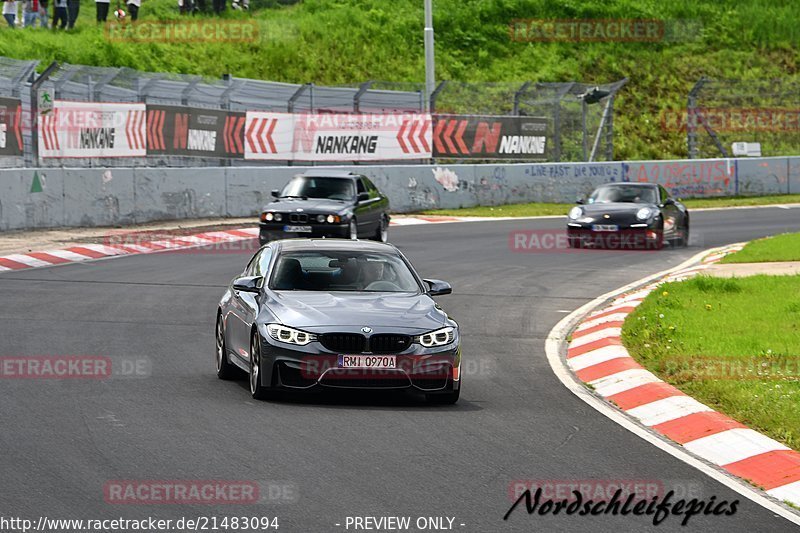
<box><xmin>269</xmin><ymin>251</ymin><xmax>421</xmax><ymax>293</ymax></box>
<box><xmin>281</xmin><ymin>177</ymin><xmax>355</xmax><ymax>201</ymax></box>
<box><xmin>588</xmin><ymin>186</ymin><xmax>658</xmax><ymax>204</ymax></box>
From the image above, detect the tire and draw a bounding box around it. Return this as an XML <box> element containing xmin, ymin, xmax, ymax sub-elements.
<box><xmin>249</xmin><ymin>332</ymin><xmax>273</xmax><ymax>400</ymax></box>
<box><xmin>372</xmin><ymin>216</ymin><xmax>388</xmax><ymax>242</ymax></box>
<box><xmin>681</xmin><ymin>223</ymin><xmax>690</xmax><ymax>247</ymax></box>
<box><xmin>349</xmin><ymin>218</ymin><xmax>358</xmax><ymax>240</ymax></box>
<box><xmin>426</xmin><ymin>383</ymin><xmax>460</xmax><ymax>405</ymax></box>
<box><xmin>215</xmin><ymin>315</ymin><xmax>238</xmax><ymax>380</ymax></box>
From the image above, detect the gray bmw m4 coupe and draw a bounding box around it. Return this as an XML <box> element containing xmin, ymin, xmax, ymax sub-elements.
<box><xmin>216</xmin><ymin>239</ymin><xmax>461</xmax><ymax>404</ymax></box>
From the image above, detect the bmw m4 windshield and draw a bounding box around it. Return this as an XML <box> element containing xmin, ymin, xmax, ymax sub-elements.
<box><xmin>588</xmin><ymin>186</ymin><xmax>658</xmax><ymax>204</ymax></box>
<box><xmin>280</xmin><ymin>177</ymin><xmax>355</xmax><ymax>201</ymax></box>
<box><xmin>269</xmin><ymin>251</ymin><xmax>421</xmax><ymax>293</ymax></box>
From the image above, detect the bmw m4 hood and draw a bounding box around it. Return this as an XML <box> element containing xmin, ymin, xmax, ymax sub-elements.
<box><xmin>265</xmin><ymin>292</ymin><xmax>447</xmax><ymax>330</ymax></box>
<box><xmin>263</xmin><ymin>198</ymin><xmax>349</xmax><ymax>214</ymax></box>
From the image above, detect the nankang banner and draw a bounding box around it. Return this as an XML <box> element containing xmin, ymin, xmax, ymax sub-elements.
<box><xmin>432</xmin><ymin>115</ymin><xmax>549</xmax><ymax>160</ymax></box>
<box><xmin>0</xmin><ymin>97</ymin><xmax>23</xmax><ymax>157</ymax></box>
<box><xmin>243</xmin><ymin>112</ymin><xmax>432</xmax><ymax>161</ymax></box>
<box><xmin>39</xmin><ymin>101</ymin><xmax>147</xmax><ymax>158</ymax></box>
<box><xmin>145</xmin><ymin>105</ymin><xmax>246</xmax><ymax>158</ymax></box>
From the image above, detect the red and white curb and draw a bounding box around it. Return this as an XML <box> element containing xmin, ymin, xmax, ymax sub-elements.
<box><xmin>0</xmin><ymin>228</ymin><xmax>261</xmax><ymax>273</ymax></box>
<box><xmin>0</xmin><ymin>216</ymin><xmax>484</xmax><ymax>274</ymax></box>
<box><xmin>560</xmin><ymin>243</ymin><xmax>800</xmax><ymax>514</ymax></box>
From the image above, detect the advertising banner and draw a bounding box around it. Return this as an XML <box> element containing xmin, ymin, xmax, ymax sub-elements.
<box><xmin>146</xmin><ymin>105</ymin><xmax>245</xmax><ymax>158</ymax></box>
<box><xmin>244</xmin><ymin>112</ymin><xmax>432</xmax><ymax>161</ymax></box>
<box><xmin>39</xmin><ymin>101</ymin><xmax>147</xmax><ymax>158</ymax></box>
<box><xmin>0</xmin><ymin>97</ymin><xmax>23</xmax><ymax>157</ymax></box>
<box><xmin>432</xmin><ymin>115</ymin><xmax>549</xmax><ymax>160</ymax></box>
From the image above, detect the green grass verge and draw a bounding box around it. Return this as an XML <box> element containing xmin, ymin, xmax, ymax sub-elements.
<box><xmin>2</xmin><ymin>0</ymin><xmax>800</xmax><ymax>160</ymax></box>
<box><xmin>720</xmin><ymin>232</ymin><xmax>800</xmax><ymax>263</ymax></box>
<box><xmin>622</xmin><ymin>275</ymin><xmax>800</xmax><ymax>450</ymax></box>
<box><xmin>418</xmin><ymin>193</ymin><xmax>800</xmax><ymax>217</ymax></box>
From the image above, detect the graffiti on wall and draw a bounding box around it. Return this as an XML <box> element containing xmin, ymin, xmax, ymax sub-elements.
<box><xmin>624</xmin><ymin>160</ymin><xmax>733</xmax><ymax>197</ymax></box>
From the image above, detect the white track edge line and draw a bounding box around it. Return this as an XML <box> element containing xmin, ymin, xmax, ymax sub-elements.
<box><xmin>544</xmin><ymin>243</ymin><xmax>800</xmax><ymax>525</ymax></box>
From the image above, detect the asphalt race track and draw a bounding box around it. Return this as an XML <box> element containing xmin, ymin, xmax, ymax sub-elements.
<box><xmin>1</xmin><ymin>206</ymin><xmax>799</xmax><ymax>532</ymax></box>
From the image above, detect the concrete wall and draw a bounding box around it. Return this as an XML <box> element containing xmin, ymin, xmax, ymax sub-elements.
<box><xmin>1</xmin><ymin>157</ymin><xmax>799</xmax><ymax>231</ymax></box>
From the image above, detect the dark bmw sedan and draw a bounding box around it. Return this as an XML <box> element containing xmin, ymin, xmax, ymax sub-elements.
<box><xmin>215</xmin><ymin>239</ymin><xmax>461</xmax><ymax>404</ymax></box>
<box><xmin>566</xmin><ymin>182</ymin><xmax>689</xmax><ymax>249</ymax></box>
<box><xmin>259</xmin><ymin>170</ymin><xmax>390</xmax><ymax>244</ymax></box>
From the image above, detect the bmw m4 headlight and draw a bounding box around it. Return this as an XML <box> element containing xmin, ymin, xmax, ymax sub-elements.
<box><xmin>568</xmin><ymin>207</ymin><xmax>583</xmax><ymax>220</ymax></box>
<box><xmin>267</xmin><ymin>324</ymin><xmax>317</xmax><ymax>346</ymax></box>
<box><xmin>636</xmin><ymin>207</ymin><xmax>654</xmax><ymax>220</ymax></box>
<box><xmin>415</xmin><ymin>327</ymin><xmax>456</xmax><ymax>347</ymax></box>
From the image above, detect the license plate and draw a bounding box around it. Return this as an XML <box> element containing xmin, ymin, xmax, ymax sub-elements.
<box><xmin>338</xmin><ymin>355</ymin><xmax>397</xmax><ymax>369</ymax></box>
<box><xmin>592</xmin><ymin>224</ymin><xmax>619</xmax><ymax>232</ymax></box>
<box><xmin>284</xmin><ymin>225</ymin><xmax>312</xmax><ymax>233</ymax></box>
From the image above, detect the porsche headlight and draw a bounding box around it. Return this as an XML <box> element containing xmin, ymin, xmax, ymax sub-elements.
<box><xmin>568</xmin><ymin>207</ymin><xmax>583</xmax><ymax>220</ymax></box>
<box><xmin>636</xmin><ymin>207</ymin><xmax>654</xmax><ymax>220</ymax></box>
<box><xmin>415</xmin><ymin>327</ymin><xmax>456</xmax><ymax>347</ymax></box>
<box><xmin>266</xmin><ymin>324</ymin><xmax>317</xmax><ymax>346</ymax></box>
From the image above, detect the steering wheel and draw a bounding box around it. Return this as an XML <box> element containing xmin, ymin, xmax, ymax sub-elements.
<box><xmin>364</xmin><ymin>281</ymin><xmax>402</xmax><ymax>291</ymax></box>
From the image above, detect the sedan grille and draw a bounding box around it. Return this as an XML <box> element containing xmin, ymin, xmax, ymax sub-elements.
<box><xmin>369</xmin><ymin>334</ymin><xmax>412</xmax><ymax>354</ymax></box>
<box><xmin>320</xmin><ymin>333</ymin><xmax>366</xmax><ymax>353</ymax></box>
<box><xmin>289</xmin><ymin>213</ymin><xmax>309</xmax><ymax>223</ymax></box>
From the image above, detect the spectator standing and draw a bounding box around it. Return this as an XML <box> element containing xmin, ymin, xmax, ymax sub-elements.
<box><xmin>126</xmin><ymin>0</ymin><xmax>138</xmax><ymax>20</ymax></box>
<box><xmin>65</xmin><ymin>0</ymin><xmax>77</xmax><ymax>28</ymax></box>
<box><xmin>23</xmin><ymin>0</ymin><xmax>40</xmax><ymax>27</ymax></box>
<box><xmin>51</xmin><ymin>0</ymin><xmax>66</xmax><ymax>28</ymax></box>
<box><xmin>38</xmin><ymin>0</ymin><xmax>47</xmax><ymax>26</ymax></box>
<box><xmin>95</xmin><ymin>0</ymin><xmax>108</xmax><ymax>21</ymax></box>
<box><xmin>3</xmin><ymin>0</ymin><xmax>17</xmax><ymax>28</ymax></box>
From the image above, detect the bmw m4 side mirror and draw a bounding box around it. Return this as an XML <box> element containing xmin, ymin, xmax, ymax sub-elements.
<box><xmin>233</xmin><ymin>276</ymin><xmax>263</xmax><ymax>293</ymax></box>
<box><xmin>424</xmin><ymin>279</ymin><xmax>452</xmax><ymax>296</ymax></box>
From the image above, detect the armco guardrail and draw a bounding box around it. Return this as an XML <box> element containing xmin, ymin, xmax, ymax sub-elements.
<box><xmin>0</xmin><ymin>156</ymin><xmax>796</xmax><ymax>231</ymax></box>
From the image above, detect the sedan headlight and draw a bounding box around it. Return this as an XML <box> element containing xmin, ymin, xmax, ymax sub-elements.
<box><xmin>266</xmin><ymin>324</ymin><xmax>317</xmax><ymax>346</ymax></box>
<box><xmin>415</xmin><ymin>327</ymin><xmax>456</xmax><ymax>347</ymax></box>
<box><xmin>326</xmin><ymin>214</ymin><xmax>341</xmax><ymax>223</ymax></box>
<box><xmin>316</xmin><ymin>214</ymin><xmax>326</xmax><ymax>223</ymax></box>
<box><xmin>568</xmin><ymin>207</ymin><xmax>583</xmax><ymax>220</ymax></box>
<box><xmin>636</xmin><ymin>207</ymin><xmax>654</xmax><ymax>220</ymax></box>
<box><xmin>261</xmin><ymin>212</ymin><xmax>282</xmax><ymax>222</ymax></box>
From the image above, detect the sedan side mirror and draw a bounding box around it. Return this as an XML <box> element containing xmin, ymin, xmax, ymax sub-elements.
<box><xmin>575</xmin><ymin>197</ymin><xmax>585</xmax><ymax>205</ymax></box>
<box><xmin>662</xmin><ymin>198</ymin><xmax>675</xmax><ymax>206</ymax></box>
<box><xmin>233</xmin><ymin>276</ymin><xmax>263</xmax><ymax>293</ymax></box>
<box><xmin>271</xmin><ymin>189</ymin><xmax>280</xmax><ymax>198</ymax></box>
<box><xmin>357</xmin><ymin>192</ymin><xmax>370</xmax><ymax>203</ymax></box>
<box><xmin>424</xmin><ymin>278</ymin><xmax>452</xmax><ymax>296</ymax></box>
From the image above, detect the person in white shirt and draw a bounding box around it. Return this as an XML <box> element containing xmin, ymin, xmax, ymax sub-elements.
<box><xmin>3</xmin><ymin>0</ymin><xmax>17</xmax><ymax>28</ymax></box>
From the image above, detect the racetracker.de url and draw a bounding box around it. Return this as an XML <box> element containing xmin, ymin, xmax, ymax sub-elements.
<box><xmin>0</xmin><ymin>516</ymin><xmax>280</xmax><ymax>533</ymax></box>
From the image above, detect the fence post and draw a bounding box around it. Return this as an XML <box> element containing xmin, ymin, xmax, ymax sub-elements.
<box><xmin>429</xmin><ymin>80</ymin><xmax>447</xmax><ymax>113</ymax></box>
<box><xmin>687</xmin><ymin>77</ymin><xmax>706</xmax><ymax>159</ymax></box>
<box><xmin>29</xmin><ymin>61</ymin><xmax>59</xmax><ymax>167</ymax></box>
<box><xmin>353</xmin><ymin>80</ymin><xmax>372</xmax><ymax>113</ymax></box>
<box><xmin>512</xmin><ymin>81</ymin><xmax>531</xmax><ymax>115</ymax></box>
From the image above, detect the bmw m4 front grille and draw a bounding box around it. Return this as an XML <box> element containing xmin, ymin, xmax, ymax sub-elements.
<box><xmin>320</xmin><ymin>333</ymin><xmax>366</xmax><ymax>353</ymax></box>
<box><xmin>369</xmin><ymin>334</ymin><xmax>412</xmax><ymax>354</ymax></box>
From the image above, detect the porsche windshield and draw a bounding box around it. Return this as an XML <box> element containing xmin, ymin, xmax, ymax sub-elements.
<box><xmin>269</xmin><ymin>251</ymin><xmax>421</xmax><ymax>293</ymax></box>
<box><xmin>588</xmin><ymin>186</ymin><xmax>658</xmax><ymax>204</ymax></box>
<box><xmin>280</xmin><ymin>177</ymin><xmax>355</xmax><ymax>201</ymax></box>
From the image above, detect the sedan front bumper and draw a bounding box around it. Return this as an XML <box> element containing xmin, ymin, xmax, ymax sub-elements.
<box><xmin>259</xmin><ymin>222</ymin><xmax>350</xmax><ymax>243</ymax></box>
<box><xmin>257</xmin><ymin>334</ymin><xmax>461</xmax><ymax>393</ymax></box>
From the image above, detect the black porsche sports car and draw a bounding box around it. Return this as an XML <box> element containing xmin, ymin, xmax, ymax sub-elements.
<box><xmin>566</xmin><ymin>182</ymin><xmax>689</xmax><ymax>249</ymax></box>
<box><xmin>258</xmin><ymin>170</ymin><xmax>390</xmax><ymax>245</ymax></box>
<box><xmin>215</xmin><ymin>239</ymin><xmax>461</xmax><ymax>404</ymax></box>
